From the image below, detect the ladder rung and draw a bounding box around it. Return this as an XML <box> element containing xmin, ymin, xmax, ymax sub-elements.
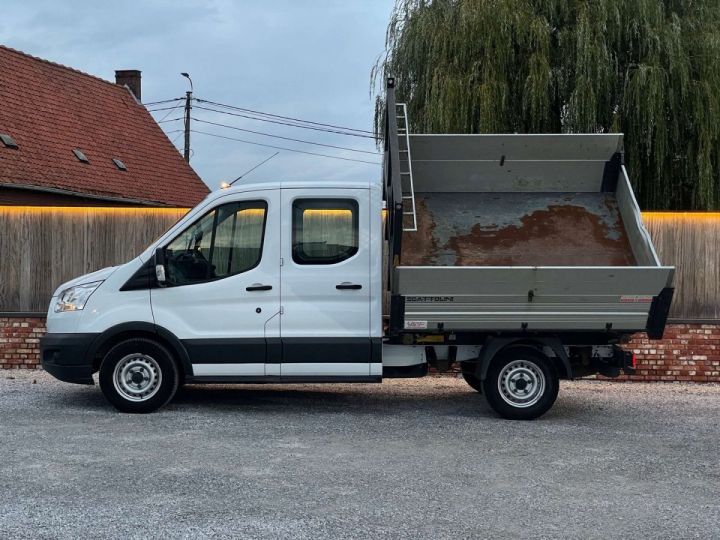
<box><xmin>403</xmin><ymin>211</ymin><xmax>416</xmax><ymax>215</ymax></box>
<box><xmin>402</xmin><ymin>196</ymin><xmax>413</xmax><ymax>199</ymax></box>
<box><xmin>400</xmin><ymin>171</ymin><xmax>411</xmax><ymax>175</ymax></box>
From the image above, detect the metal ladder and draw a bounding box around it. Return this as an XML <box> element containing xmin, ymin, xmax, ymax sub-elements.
<box><xmin>396</xmin><ymin>103</ymin><xmax>417</xmax><ymax>232</ymax></box>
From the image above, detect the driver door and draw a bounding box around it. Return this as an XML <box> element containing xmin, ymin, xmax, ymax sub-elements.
<box><xmin>151</xmin><ymin>190</ymin><xmax>280</xmax><ymax>377</ymax></box>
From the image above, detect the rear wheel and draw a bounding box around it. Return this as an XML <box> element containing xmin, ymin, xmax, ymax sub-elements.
<box><xmin>99</xmin><ymin>338</ymin><xmax>179</xmax><ymax>413</ymax></box>
<box><xmin>483</xmin><ymin>347</ymin><xmax>559</xmax><ymax>420</ymax></box>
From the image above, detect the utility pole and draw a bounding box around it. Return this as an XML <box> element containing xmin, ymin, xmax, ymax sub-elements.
<box><xmin>181</xmin><ymin>73</ymin><xmax>193</xmax><ymax>163</ymax></box>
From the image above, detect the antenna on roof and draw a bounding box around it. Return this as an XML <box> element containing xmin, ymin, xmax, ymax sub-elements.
<box><xmin>221</xmin><ymin>152</ymin><xmax>280</xmax><ymax>189</ymax></box>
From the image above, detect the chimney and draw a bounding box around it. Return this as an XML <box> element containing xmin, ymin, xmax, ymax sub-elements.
<box><xmin>115</xmin><ymin>69</ymin><xmax>142</xmax><ymax>101</ymax></box>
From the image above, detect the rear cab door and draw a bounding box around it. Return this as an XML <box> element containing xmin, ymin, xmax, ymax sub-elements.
<box><xmin>279</xmin><ymin>187</ymin><xmax>374</xmax><ymax>378</ymax></box>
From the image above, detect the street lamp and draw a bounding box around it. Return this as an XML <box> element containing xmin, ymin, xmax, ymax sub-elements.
<box><xmin>181</xmin><ymin>72</ymin><xmax>193</xmax><ymax>92</ymax></box>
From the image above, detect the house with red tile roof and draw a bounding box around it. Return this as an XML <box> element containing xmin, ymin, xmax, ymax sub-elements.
<box><xmin>0</xmin><ymin>44</ymin><xmax>209</xmax><ymax>206</ymax></box>
<box><xmin>0</xmin><ymin>44</ymin><xmax>210</xmax><ymax>327</ymax></box>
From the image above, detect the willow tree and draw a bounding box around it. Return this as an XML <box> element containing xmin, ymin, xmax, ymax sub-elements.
<box><xmin>372</xmin><ymin>0</ymin><xmax>720</xmax><ymax>210</ymax></box>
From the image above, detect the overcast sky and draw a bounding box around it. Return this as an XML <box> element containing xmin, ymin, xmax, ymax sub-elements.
<box><xmin>0</xmin><ymin>0</ymin><xmax>392</xmax><ymax>190</ymax></box>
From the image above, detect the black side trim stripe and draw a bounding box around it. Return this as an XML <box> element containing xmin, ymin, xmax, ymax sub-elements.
<box><xmin>183</xmin><ymin>337</ymin><xmax>382</xmax><ymax>365</ymax></box>
<box><xmin>183</xmin><ymin>338</ymin><xmax>265</xmax><ymax>364</ymax></box>
<box><xmin>281</xmin><ymin>337</ymin><xmax>375</xmax><ymax>364</ymax></box>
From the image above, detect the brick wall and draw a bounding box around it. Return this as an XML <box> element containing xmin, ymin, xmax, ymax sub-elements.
<box><xmin>0</xmin><ymin>317</ymin><xmax>45</xmax><ymax>369</ymax></box>
<box><xmin>616</xmin><ymin>324</ymin><xmax>720</xmax><ymax>382</ymax></box>
<box><xmin>1</xmin><ymin>318</ymin><xmax>719</xmax><ymax>382</ymax></box>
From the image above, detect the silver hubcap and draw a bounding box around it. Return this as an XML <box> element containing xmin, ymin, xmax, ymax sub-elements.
<box><xmin>113</xmin><ymin>354</ymin><xmax>162</xmax><ymax>402</ymax></box>
<box><xmin>497</xmin><ymin>359</ymin><xmax>545</xmax><ymax>408</ymax></box>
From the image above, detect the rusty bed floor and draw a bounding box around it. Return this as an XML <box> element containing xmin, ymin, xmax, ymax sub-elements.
<box><xmin>401</xmin><ymin>192</ymin><xmax>637</xmax><ymax>266</ymax></box>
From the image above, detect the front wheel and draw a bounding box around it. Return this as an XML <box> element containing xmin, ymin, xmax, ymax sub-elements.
<box><xmin>483</xmin><ymin>347</ymin><xmax>559</xmax><ymax>420</ymax></box>
<box><xmin>99</xmin><ymin>338</ymin><xmax>179</xmax><ymax>413</ymax></box>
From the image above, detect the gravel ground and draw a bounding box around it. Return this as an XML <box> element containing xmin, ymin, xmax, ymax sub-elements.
<box><xmin>1</xmin><ymin>371</ymin><xmax>719</xmax><ymax>539</ymax></box>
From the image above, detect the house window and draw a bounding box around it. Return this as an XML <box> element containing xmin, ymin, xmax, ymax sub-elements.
<box><xmin>0</xmin><ymin>133</ymin><xmax>18</xmax><ymax>149</ymax></box>
<box><xmin>73</xmin><ymin>149</ymin><xmax>89</xmax><ymax>163</ymax></box>
<box><xmin>292</xmin><ymin>199</ymin><xmax>359</xmax><ymax>265</ymax></box>
<box><xmin>164</xmin><ymin>201</ymin><xmax>267</xmax><ymax>286</ymax></box>
<box><xmin>112</xmin><ymin>158</ymin><xmax>127</xmax><ymax>171</ymax></box>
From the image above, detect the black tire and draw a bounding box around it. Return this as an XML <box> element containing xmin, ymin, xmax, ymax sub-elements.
<box><xmin>99</xmin><ymin>338</ymin><xmax>179</xmax><ymax>413</ymax></box>
<box><xmin>460</xmin><ymin>363</ymin><xmax>483</xmax><ymax>393</ymax></box>
<box><xmin>482</xmin><ymin>346</ymin><xmax>559</xmax><ymax>420</ymax></box>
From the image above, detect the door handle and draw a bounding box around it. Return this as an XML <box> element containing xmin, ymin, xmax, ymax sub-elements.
<box><xmin>336</xmin><ymin>283</ymin><xmax>362</xmax><ymax>290</ymax></box>
<box><xmin>246</xmin><ymin>284</ymin><xmax>272</xmax><ymax>291</ymax></box>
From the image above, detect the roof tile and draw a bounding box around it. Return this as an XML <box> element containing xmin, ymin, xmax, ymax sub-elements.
<box><xmin>0</xmin><ymin>45</ymin><xmax>209</xmax><ymax>206</ymax></box>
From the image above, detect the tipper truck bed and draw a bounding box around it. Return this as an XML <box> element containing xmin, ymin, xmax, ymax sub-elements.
<box><xmin>383</xmin><ymin>79</ymin><xmax>674</xmax><ymax>340</ymax></box>
<box><xmin>39</xmin><ymin>77</ymin><xmax>674</xmax><ymax>420</ymax></box>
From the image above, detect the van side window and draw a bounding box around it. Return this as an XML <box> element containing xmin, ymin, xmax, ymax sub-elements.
<box><xmin>292</xmin><ymin>199</ymin><xmax>359</xmax><ymax>265</ymax></box>
<box><xmin>165</xmin><ymin>201</ymin><xmax>267</xmax><ymax>286</ymax></box>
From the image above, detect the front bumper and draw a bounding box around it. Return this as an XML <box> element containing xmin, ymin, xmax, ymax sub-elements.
<box><xmin>40</xmin><ymin>333</ymin><xmax>98</xmax><ymax>385</ymax></box>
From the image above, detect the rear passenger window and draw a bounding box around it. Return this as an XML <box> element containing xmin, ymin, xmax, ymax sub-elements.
<box><xmin>292</xmin><ymin>199</ymin><xmax>359</xmax><ymax>265</ymax></box>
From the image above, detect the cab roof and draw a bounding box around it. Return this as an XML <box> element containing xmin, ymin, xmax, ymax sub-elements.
<box><xmin>201</xmin><ymin>178</ymin><xmax>379</xmax><ymax>205</ymax></box>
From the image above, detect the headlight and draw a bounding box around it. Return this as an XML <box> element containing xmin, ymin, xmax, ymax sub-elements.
<box><xmin>54</xmin><ymin>281</ymin><xmax>103</xmax><ymax>313</ymax></box>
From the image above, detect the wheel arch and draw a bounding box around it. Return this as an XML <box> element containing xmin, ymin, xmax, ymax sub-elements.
<box><xmin>87</xmin><ymin>322</ymin><xmax>192</xmax><ymax>379</ymax></box>
<box><xmin>475</xmin><ymin>336</ymin><xmax>572</xmax><ymax>381</ymax></box>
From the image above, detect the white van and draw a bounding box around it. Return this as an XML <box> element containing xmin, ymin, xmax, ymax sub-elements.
<box><xmin>40</xmin><ymin>83</ymin><xmax>673</xmax><ymax>419</ymax></box>
<box><xmin>40</xmin><ymin>174</ymin><xmax>656</xmax><ymax>420</ymax></box>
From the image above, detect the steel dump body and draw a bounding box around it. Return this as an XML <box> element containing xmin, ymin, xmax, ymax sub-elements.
<box><xmin>383</xmin><ymin>93</ymin><xmax>674</xmax><ymax>339</ymax></box>
<box><xmin>401</xmin><ymin>191</ymin><xmax>636</xmax><ymax>267</ymax></box>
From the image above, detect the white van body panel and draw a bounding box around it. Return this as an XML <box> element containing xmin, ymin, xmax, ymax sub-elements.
<box><xmin>369</xmin><ymin>180</ymin><xmax>384</xmax><ymax>340</ymax></box>
<box><xmin>279</xmin><ymin>185</ymin><xmax>374</xmax><ymax>377</ymax></box>
<box><xmin>150</xmin><ymin>189</ymin><xmax>281</xmax><ymax>341</ymax></box>
<box><xmin>280</xmin><ymin>362</ymin><xmax>372</xmax><ymax>377</ymax></box>
<box><xmin>279</xmin><ymin>187</ymin><xmax>370</xmax><ymax>339</ymax></box>
<box><xmin>46</xmin><ymin>258</ymin><xmax>153</xmax><ymax>335</ymax></box>
<box><xmin>192</xmin><ymin>363</ymin><xmax>265</xmax><ymax>377</ymax></box>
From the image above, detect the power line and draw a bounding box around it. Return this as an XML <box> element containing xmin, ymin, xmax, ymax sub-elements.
<box><xmin>147</xmin><ymin>104</ymin><xmax>181</xmax><ymax>112</ymax></box>
<box><xmin>162</xmin><ymin>128</ymin><xmax>185</xmax><ymax>145</ymax></box>
<box><xmin>193</xmin><ymin>104</ymin><xmax>378</xmax><ymax>139</ymax></box>
<box><xmin>152</xmin><ymin>101</ymin><xmax>185</xmax><ymax>122</ymax></box>
<box><xmin>192</xmin><ymin>129</ymin><xmax>380</xmax><ymax>165</ymax></box>
<box><xmin>147</xmin><ymin>104</ymin><xmax>183</xmax><ymax>112</ymax></box>
<box><xmin>158</xmin><ymin>116</ymin><xmax>184</xmax><ymax>124</ymax></box>
<box><xmin>143</xmin><ymin>97</ymin><xmax>184</xmax><ymax>106</ymax></box>
<box><xmin>192</xmin><ymin>117</ymin><xmax>379</xmax><ymax>155</ymax></box>
<box><xmin>196</xmin><ymin>98</ymin><xmax>375</xmax><ymax>135</ymax></box>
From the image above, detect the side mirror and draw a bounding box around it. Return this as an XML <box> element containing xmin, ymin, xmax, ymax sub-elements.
<box><xmin>154</xmin><ymin>247</ymin><xmax>167</xmax><ymax>287</ymax></box>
